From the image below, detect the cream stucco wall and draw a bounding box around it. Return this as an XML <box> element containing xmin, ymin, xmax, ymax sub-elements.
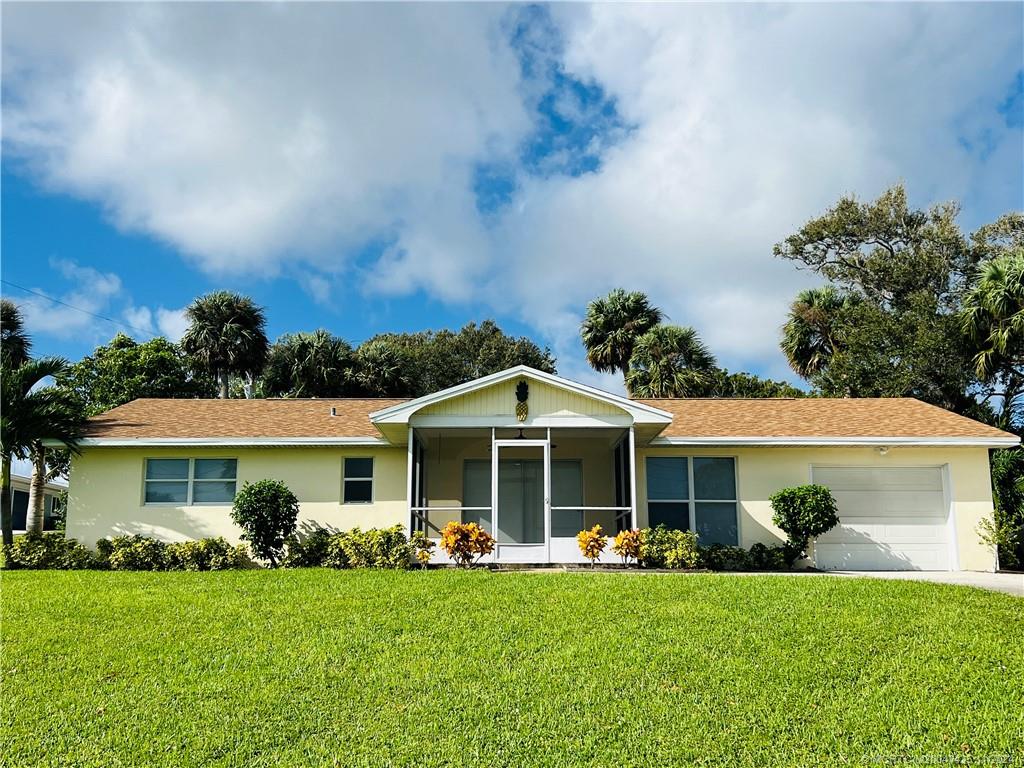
<box><xmin>637</xmin><ymin>444</ymin><xmax>997</xmax><ymax>571</ymax></box>
<box><xmin>67</xmin><ymin>440</ymin><xmax>999</xmax><ymax>571</ymax></box>
<box><xmin>66</xmin><ymin>446</ymin><xmax>407</xmax><ymax>548</ymax></box>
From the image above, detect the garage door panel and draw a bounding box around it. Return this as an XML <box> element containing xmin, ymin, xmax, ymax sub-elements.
<box><xmin>829</xmin><ymin>490</ymin><xmax>945</xmax><ymax>517</ymax></box>
<box><xmin>818</xmin><ymin>517</ymin><xmax>948</xmax><ymax>545</ymax></box>
<box><xmin>814</xmin><ymin>467</ymin><xmax>943</xmax><ymax>492</ymax></box>
<box><xmin>815</xmin><ymin>543</ymin><xmax>949</xmax><ymax>571</ymax></box>
<box><xmin>812</xmin><ymin>466</ymin><xmax>950</xmax><ymax>572</ymax></box>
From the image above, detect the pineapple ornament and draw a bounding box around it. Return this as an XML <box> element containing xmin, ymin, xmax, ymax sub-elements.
<box><xmin>515</xmin><ymin>380</ymin><xmax>529</xmax><ymax>422</ymax></box>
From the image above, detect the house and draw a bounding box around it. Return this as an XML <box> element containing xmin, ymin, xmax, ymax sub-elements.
<box><xmin>9</xmin><ymin>458</ymin><xmax>67</xmax><ymax>533</ymax></box>
<box><xmin>61</xmin><ymin>366</ymin><xmax>1018</xmax><ymax>571</ymax></box>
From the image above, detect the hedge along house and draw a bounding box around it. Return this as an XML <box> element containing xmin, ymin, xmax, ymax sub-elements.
<box><xmin>61</xmin><ymin>366</ymin><xmax>1018</xmax><ymax>571</ymax></box>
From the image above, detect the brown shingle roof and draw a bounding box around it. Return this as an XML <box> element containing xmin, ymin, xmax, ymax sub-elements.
<box><xmin>636</xmin><ymin>397</ymin><xmax>1016</xmax><ymax>440</ymax></box>
<box><xmin>83</xmin><ymin>398</ymin><xmax>409</xmax><ymax>439</ymax></box>
<box><xmin>82</xmin><ymin>395</ymin><xmax>1016</xmax><ymax>443</ymax></box>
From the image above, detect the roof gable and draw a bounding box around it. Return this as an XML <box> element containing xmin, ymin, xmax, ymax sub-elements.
<box><xmin>370</xmin><ymin>366</ymin><xmax>673</xmax><ymax>427</ymax></box>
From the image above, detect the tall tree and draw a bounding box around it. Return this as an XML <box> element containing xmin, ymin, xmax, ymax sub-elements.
<box><xmin>361</xmin><ymin>321</ymin><xmax>556</xmax><ymax>397</ymax></box>
<box><xmin>58</xmin><ymin>333</ymin><xmax>215</xmax><ymax>415</ymax></box>
<box><xmin>781</xmin><ymin>287</ymin><xmax>859</xmax><ymax>380</ymax></box>
<box><xmin>1</xmin><ymin>358</ymin><xmax>84</xmax><ymax>548</ymax></box>
<box><xmin>961</xmin><ymin>251</ymin><xmax>1024</xmax><ymax>389</ymax></box>
<box><xmin>181</xmin><ymin>291</ymin><xmax>269</xmax><ymax>399</ymax></box>
<box><xmin>1</xmin><ymin>299</ymin><xmax>31</xmax><ymax>369</ymax></box>
<box><xmin>625</xmin><ymin>325</ymin><xmax>717</xmax><ymax>398</ymax></box>
<box><xmin>262</xmin><ymin>330</ymin><xmax>356</xmax><ymax>398</ymax></box>
<box><xmin>352</xmin><ymin>339</ymin><xmax>415</xmax><ymax>397</ymax></box>
<box><xmin>774</xmin><ymin>184</ymin><xmax>978</xmax><ymax>413</ymax></box>
<box><xmin>581</xmin><ymin>289</ymin><xmax>664</xmax><ymax>383</ymax></box>
<box><xmin>696</xmin><ymin>370</ymin><xmax>805</xmax><ymax>399</ymax></box>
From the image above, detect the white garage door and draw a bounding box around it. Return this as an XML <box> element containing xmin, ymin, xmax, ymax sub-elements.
<box><xmin>812</xmin><ymin>466</ymin><xmax>951</xmax><ymax>571</ymax></box>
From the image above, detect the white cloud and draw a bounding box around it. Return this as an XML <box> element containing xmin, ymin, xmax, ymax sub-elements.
<box><xmin>4</xmin><ymin>3</ymin><xmax>1021</xmax><ymax>378</ymax></box>
<box><xmin>3</xmin><ymin>3</ymin><xmax>528</xmax><ymax>277</ymax></box>
<box><xmin>18</xmin><ymin>258</ymin><xmax>122</xmax><ymax>338</ymax></box>
<box><xmin>122</xmin><ymin>305</ymin><xmax>190</xmax><ymax>343</ymax></box>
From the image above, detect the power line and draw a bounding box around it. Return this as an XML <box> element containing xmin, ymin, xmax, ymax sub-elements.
<box><xmin>0</xmin><ymin>278</ymin><xmax>156</xmax><ymax>338</ymax></box>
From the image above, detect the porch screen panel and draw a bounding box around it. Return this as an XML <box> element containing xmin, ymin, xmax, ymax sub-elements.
<box><xmin>551</xmin><ymin>460</ymin><xmax>583</xmax><ymax>537</ymax></box>
<box><xmin>462</xmin><ymin>460</ymin><xmax>492</xmax><ymax>532</ymax></box>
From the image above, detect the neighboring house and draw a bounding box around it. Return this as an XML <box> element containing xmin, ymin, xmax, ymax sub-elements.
<box><xmin>59</xmin><ymin>366</ymin><xmax>1019</xmax><ymax>571</ymax></box>
<box><xmin>9</xmin><ymin>458</ymin><xmax>67</xmax><ymax>533</ymax></box>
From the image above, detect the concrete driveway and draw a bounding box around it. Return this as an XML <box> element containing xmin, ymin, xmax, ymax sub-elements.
<box><xmin>829</xmin><ymin>570</ymin><xmax>1024</xmax><ymax>597</ymax></box>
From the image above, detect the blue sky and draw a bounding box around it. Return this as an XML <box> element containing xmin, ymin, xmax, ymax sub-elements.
<box><xmin>2</xmin><ymin>3</ymin><xmax>1022</xmax><ymax>390</ymax></box>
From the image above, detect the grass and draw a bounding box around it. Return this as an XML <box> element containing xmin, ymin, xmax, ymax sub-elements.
<box><xmin>2</xmin><ymin>571</ymin><xmax>1022</xmax><ymax>768</ymax></box>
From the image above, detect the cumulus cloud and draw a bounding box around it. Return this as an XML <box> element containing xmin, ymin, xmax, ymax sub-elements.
<box><xmin>17</xmin><ymin>259</ymin><xmax>122</xmax><ymax>338</ymax></box>
<box><xmin>3</xmin><ymin>3</ymin><xmax>1021</xmax><ymax>377</ymax></box>
<box><xmin>123</xmin><ymin>305</ymin><xmax>190</xmax><ymax>343</ymax></box>
<box><xmin>3</xmin><ymin>3</ymin><xmax>529</xmax><ymax>275</ymax></box>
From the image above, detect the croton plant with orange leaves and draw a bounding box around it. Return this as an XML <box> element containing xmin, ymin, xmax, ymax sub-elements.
<box><xmin>439</xmin><ymin>521</ymin><xmax>496</xmax><ymax>567</ymax></box>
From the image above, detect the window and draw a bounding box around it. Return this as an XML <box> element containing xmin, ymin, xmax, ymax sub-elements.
<box><xmin>645</xmin><ymin>456</ymin><xmax>738</xmax><ymax>546</ymax></box>
<box><xmin>144</xmin><ymin>458</ymin><xmax>237</xmax><ymax>505</ymax></box>
<box><xmin>343</xmin><ymin>457</ymin><xmax>373</xmax><ymax>503</ymax></box>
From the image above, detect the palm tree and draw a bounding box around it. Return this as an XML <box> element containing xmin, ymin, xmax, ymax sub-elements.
<box><xmin>353</xmin><ymin>339</ymin><xmax>414</xmax><ymax>397</ymax></box>
<box><xmin>781</xmin><ymin>286</ymin><xmax>856</xmax><ymax>379</ymax></box>
<box><xmin>181</xmin><ymin>291</ymin><xmax>269</xmax><ymax>399</ymax></box>
<box><xmin>625</xmin><ymin>325</ymin><xmax>717</xmax><ymax>398</ymax></box>
<box><xmin>1</xmin><ymin>299</ymin><xmax>31</xmax><ymax>368</ymax></box>
<box><xmin>262</xmin><ymin>330</ymin><xmax>356</xmax><ymax>398</ymax></box>
<box><xmin>581</xmin><ymin>289</ymin><xmax>664</xmax><ymax>383</ymax></box>
<box><xmin>2</xmin><ymin>357</ymin><xmax>85</xmax><ymax>548</ymax></box>
<box><xmin>961</xmin><ymin>251</ymin><xmax>1024</xmax><ymax>380</ymax></box>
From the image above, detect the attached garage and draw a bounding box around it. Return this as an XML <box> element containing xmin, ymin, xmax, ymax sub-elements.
<box><xmin>812</xmin><ymin>466</ymin><xmax>952</xmax><ymax>571</ymax></box>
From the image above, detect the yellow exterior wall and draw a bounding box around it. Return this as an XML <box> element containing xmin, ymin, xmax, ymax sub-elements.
<box><xmin>67</xmin><ymin>440</ymin><xmax>998</xmax><ymax>571</ymax></box>
<box><xmin>637</xmin><ymin>445</ymin><xmax>997</xmax><ymax>571</ymax></box>
<box><xmin>66</xmin><ymin>446</ymin><xmax>407</xmax><ymax>548</ymax></box>
<box><xmin>418</xmin><ymin>378</ymin><xmax>623</xmax><ymax>418</ymax></box>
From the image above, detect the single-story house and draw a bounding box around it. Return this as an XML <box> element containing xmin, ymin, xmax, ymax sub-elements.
<box><xmin>61</xmin><ymin>365</ymin><xmax>1018</xmax><ymax>571</ymax></box>
<box><xmin>8</xmin><ymin>458</ymin><xmax>67</xmax><ymax>533</ymax></box>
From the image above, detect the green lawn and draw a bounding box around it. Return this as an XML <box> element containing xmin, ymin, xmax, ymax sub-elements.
<box><xmin>2</xmin><ymin>571</ymin><xmax>1022</xmax><ymax>768</ymax></box>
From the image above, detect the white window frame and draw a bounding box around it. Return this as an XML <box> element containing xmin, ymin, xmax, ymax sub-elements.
<box><xmin>646</xmin><ymin>456</ymin><xmax>740</xmax><ymax>544</ymax></box>
<box><xmin>343</xmin><ymin>456</ymin><xmax>374</xmax><ymax>505</ymax></box>
<box><xmin>143</xmin><ymin>458</ymin><xmax>238</xmax><ymax>506</ymax></box>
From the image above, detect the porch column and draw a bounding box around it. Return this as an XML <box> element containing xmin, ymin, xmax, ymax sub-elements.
<box><xmin>406</xmin><ymin>426</ymin><xmax>414</xmax><ymax>537</ymax></box>
<box><xmin>490</xmin><ymin>427</ymin><xmax>498</xmax><ymax>555</ymax></box>
<box><xmin>628</xmin><ymin>425</ymin><xmax>638</xmax><ymax>530</ymax></box>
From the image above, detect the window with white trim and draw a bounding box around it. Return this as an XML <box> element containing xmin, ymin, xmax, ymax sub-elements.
<box><xmin>144</xmin><ymin>458</ymin><xmax>237</xmax><ymax>505</ymax></box>
<box><xmin>343</xmin><ymin>457</ymin><xmax>373</xmax><ymax>503</ymax></box>
<box><xmin>645</xmin><ymin>456</ymin><xmax>738</xmax><ymax>546</ymax></box>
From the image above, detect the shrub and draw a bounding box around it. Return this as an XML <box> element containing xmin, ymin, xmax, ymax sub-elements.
<box><xmin>327</xmin><ymin>526</ymin><xmax>413</xmax><ymax>569</ymax></box>
<box><xmin>639</xmin><ymin>526</ymin><xmax>700</xmax><ymax>569</ymax></box>
<box><xmin>230</xmin><ymin>479</ymin><xmax>300</xmax><ymax>567</ymax></box>
<box><xmin>747</xmin><ymin>542</ymin><xmax>791</xmax><ymax>571</ymax></box>
<box><xmin>439</xmin><ymin>521</ymin><xmax>495</xmax><ymax>567</ymax></box>
<box><xmin>2</xmin><ymin>533</ymin><xmax>94</xmax><ymax>570</ymax></box>
<box><xmin>699</xmin><ymin>544</ymin><xmax>751</xmax><ymax>571</ymax></box>
<box><xmin>612</xmin><ymin>529</ymin><xmax>642</xmax><ymax>566</ymax></box>
<box><xmin>167</xmin><ymin>537</ymin><xmax>250</xmax><ymax>571</ymax></box>
<box><xmin>283</xmin><ymin>528</ymin><xmax>334</xmax><ymax>568</ymax></box>
<box><xmin>577</xmin><ymin>525</ymin><xmax>607</xmax><ymax>566</ymax></box>
<box><xmin>770</xmin><ymin>484</ymin><xmax>840</xmax><ymax>559</ymax></box>
<box><xmin>99</xmin><ymin>535</ymin><xmax>169</xmax><ymax>571</ymax></box>
<box><xmin>411</xmin><ymin>531</ymin><xmax>435</xmax><ymax>568</ymax></box>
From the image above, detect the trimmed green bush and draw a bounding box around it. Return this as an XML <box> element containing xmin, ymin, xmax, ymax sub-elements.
<box><xmin>639</xmin><ymin>526</ymin><xmax>700</xmax><ymax>569</ymax></box>
<box><xmin>98</xmin><ymin>535</ymin><xmax>169</xmax><ymax>571</ymax></box>
<box><xmin>770</xmin><ymin>484</ymin><xmax>840</xmax><ymax>558</ymax></box>
<box><xmin>231</xmin><ymin>479</ymin><xmax>300</xmax><ymax>567</ymax></box>
<box><xmin>283</xmin><ymin>528</ymin><xmax>334</xmax><ymax>568</ymax></box>
<box><xmin>326</xmin><ymin>526</ymin><xmax>413</xmax><ymax>569</ymax></box>
<box><xmin>167</xmin><ymin>537</ymin><xmax>250</xmax><ymax>571</ymax></box>
<box><xmin>699</xmin><ymin>544</ymin><xmax>751</xmax><ymax>571</ymax></box>
<box><xmin>2</xmin><ymin>533</ymin><xmax>94</xmax><ymax>570</ymax></box>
